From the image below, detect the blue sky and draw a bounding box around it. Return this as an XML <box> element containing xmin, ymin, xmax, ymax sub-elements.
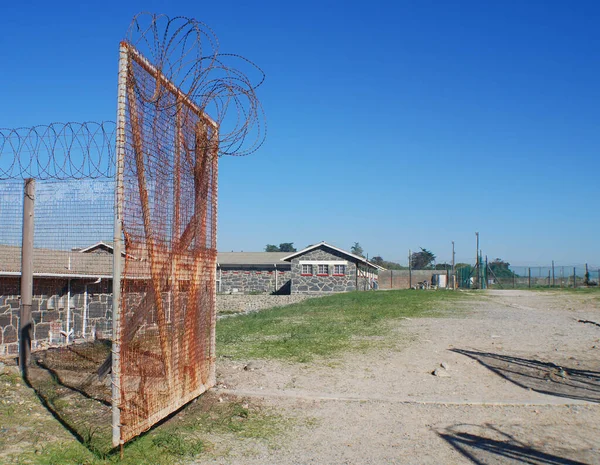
<box><xmin>1</xmin><ymin>0</ymin><xmax>598</xmax><ymax>266</ymax></box>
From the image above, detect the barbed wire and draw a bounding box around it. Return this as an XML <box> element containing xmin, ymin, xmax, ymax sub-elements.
<box><xmin>0</xmin><ymin>122</ymin><xmax>116</xmax><ymax>180</ymax></box>
<box><xmin>0</xmin><ymin>13</ymin><xmax>265</xmax><ymax>181</ymax></box>
<box><xmin>126</xmin><ymin>12</ymin><xmax>266</xmax><ymax>156</ymax></box>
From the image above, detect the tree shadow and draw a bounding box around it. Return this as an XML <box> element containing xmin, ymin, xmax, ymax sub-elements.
<box><xmin>451</xmin><ymin>349</ymin><xmax>600</xmax><ymax>403</ymax></box>
<box><xmin>438</xmin><ymin>423</ymin><xmax>590</xmax><ymax>464</ymax></box>
<box><xmin>25</xmin><ymin>340</ymin><xmax>115</xmax><ymax>456</ymax></box>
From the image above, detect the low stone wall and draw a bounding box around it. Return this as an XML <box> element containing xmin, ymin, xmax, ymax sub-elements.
<box><xmin>216</xmin><ymin>294</ymin><xmax>311</xmax><ymax>315</ymax></box>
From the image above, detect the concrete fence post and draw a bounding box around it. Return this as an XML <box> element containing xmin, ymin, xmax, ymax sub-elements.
<box><xmin>19</xmin><ymin>178</ymin><xmax>35</xmax><ymax>378</ymax></box>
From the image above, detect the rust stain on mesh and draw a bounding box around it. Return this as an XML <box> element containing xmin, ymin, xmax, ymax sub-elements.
<box><xmin>119</xmin><ymin>50</ymin><xmax>219</xmax><ymax>442</ymax></box>
<box><xmin>0</xmin><ymin>12</ymin><xmax>264</xmax><ymax>447</ymax></box>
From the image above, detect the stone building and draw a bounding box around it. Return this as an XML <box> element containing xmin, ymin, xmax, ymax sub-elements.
<box><xmin>281</xmin><ymin>242</ymin><xmax>382</xmax><ymax>295</ymax></box>
<box><xmin>0</xmin><ymin>244</ymin><xmax>114</xmax><ymax>355</ymax></box>
<box><xmin>0</xmin><ymin>241</ymin><xmax>382</xmax><ymax>354</ymax></box>
<box><xmin>217</xmin><ymin>252</ymin><xmax>291</xmax><ymax>294</ymax></box>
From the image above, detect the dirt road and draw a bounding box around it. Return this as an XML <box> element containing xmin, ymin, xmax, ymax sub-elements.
<box><xmin>208</xmin><ymin>290</ymin><xmax>600</xmax><ymax>464</ymax></box>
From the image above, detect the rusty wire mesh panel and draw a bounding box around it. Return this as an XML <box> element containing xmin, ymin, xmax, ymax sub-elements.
<box><xmin>114</xmin><ymin>12</ymin><xmax>265</xmax><ymax>444</ymax></box>
<box><xmin>0</xmin><ymin>12</ymin><xmax>264</xmax><ymax>450</ymax></box>
<box><xmin>117</xmin><ymin>45</ymin><xmax>219</xmax><ymax>442</ymax></box>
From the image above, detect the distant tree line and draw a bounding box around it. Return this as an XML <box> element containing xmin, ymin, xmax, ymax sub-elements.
<box><xmin>265</xmin><ymin>243</ymin><xmax>297</xmax><ymax>252</ymax></box>
<box><xmin>455</xmin><ymin>258</ymin><xmax>516</xmax><ymax>278</ymax></box>
<box><xmin>264</xmin><ymin>242</ymin><xmax>519</xmax><ymax>276</ymax></box>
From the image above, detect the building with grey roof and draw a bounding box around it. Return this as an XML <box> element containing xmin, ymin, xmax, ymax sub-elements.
<box><xmin>0</xmin><ymin>241</ymin><xmax>382</xmax><ymax>354</ymax></box>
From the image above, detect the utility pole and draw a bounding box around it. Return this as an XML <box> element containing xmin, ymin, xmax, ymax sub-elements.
<box><xmin>451</xmin><ymin>241</ymin><xmax>455</xmax><ymax>290</ymax></box>
<box><xmin>475</xmin><ymin>232</ymin><xmax>479</xmax><ymax>289</ymax></box>
<box><xmin>408</xmin><ymin>249</ymin><xmax>412</xmax><ymax>289</ymax></box>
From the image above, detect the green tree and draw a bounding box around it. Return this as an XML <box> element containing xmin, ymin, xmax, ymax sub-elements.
<box><xmin>370</xmin><ymin>255</ymin><xmax>407</xmax><ymax>270</ymax></box>
<box><xmin>278</xmin><ymin>242</ymin><xmax>296</xmax><ymax>252</ymax></box>
<box><xmin>371</xmin><ymin>256</ymin><xmax>384</xmax><ymax>266</ymax></box>
<box><xmin>435</xmin><ymin>263</ymin><xmax>452</xmax><ymax>271</ymax></box>
<box><xmin>265</xmin><ymin>243</ymin><xmax>297</xmax><ymax>252</ymax></box>
<box><xmin>410</xmin><ymin>248</ymin><xmax>436</xmax><ymax>269</ymax></box>
<box><xmin>488</xmin><ymin>258</ymin><xmax>515</xmax><ymax>278</ymax></box>
<box><xmin>351</xmin><ymin>242</ymin><xmax>364</xmax><ymax>257</ymax></box>
<box><xmin>455</xmin><ymin>263</ymin><xmax>473</xmax><ymax>276</ymax></box>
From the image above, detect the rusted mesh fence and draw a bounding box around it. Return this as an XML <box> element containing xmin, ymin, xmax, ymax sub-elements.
<box><xmin>0</xmin><ymin>11</ymin><xmax>264</xmax><ymax>451</ymax></box>
<box><xmin>117</xmin><ymin>44</ymin><xmax>219</xmax><ymax>443</ymax></box>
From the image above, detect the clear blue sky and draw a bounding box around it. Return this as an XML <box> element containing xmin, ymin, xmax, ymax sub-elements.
<box><xmin>1</xmin><ymin>0</ymin><xmax>598</xmax><ymax>266</ymax></box>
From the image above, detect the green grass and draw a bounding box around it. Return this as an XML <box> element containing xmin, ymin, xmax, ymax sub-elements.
<box><xmin>1</xmin><ymin>365</ymin><xmax>284</xmax><ymax>465</ymax></box>
<box><xmin>3</xmin><ymin>289</ymin><xmax>471</xmax><ymax>464</ymax></box>
<box><xmin>529</xmin><ymin>286</ymin><xmax>600</xmax><ymax>293</ymax></box>
<box><xmin>217</xmin><ymin>289</ymin><xmax>470</xmax><ymax>362</ymax></box>
<box><xmin>528</xmin><ymin>286</ymin><xmax>600</xmax><ymax>302</ymax></box>
<box><xmin>6</xmin><ymin>393</ymin><xmax>286</xmax><ymax>465</ymax></box>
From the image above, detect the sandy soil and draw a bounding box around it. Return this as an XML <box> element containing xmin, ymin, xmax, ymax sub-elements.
<box><xmin>204</xmin><ymin>290</ymin><xmax>600</xmax><ymax>464</ymax></box>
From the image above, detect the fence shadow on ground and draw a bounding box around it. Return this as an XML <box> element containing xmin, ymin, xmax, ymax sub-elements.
<box><xmin>24</xmin><ymin>340</ymin><xmax>114</xmax><ymax>455</ymax></box>
<box><xmin>438</xmin><ymin>423</ymin><xmax>589</xmax><ymax>465</ymax></box>
<box><xmin>451</xmin><ymin>349</ymin><xmax>600</xmax><ymax>403</ymax></box>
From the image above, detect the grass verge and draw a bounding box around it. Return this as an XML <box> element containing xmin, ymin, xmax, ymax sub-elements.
<box><xmin>1</xmin><ymin>370</ymin><xmax>286</xmax><ymax>465</ymax></box>
<box><xmin>524</xmin><ymin>286</ymin><xmax>600</xmax><ymax>302</ymax></box>
<box><xmin>217</xmin><ymin>289</ymin><xmax>470</xmax><ymax>362</ymax></box>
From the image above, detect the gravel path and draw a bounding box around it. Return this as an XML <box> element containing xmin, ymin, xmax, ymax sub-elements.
<box><xmin>202</xmin><ymin>290</ymin><xmax>600</xmax><ymax>464</ymax></box>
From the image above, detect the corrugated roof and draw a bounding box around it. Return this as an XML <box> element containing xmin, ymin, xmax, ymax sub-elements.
<box><xmin>0</xmin><ymin>244</ymin><xmax>116</xmax><ymax>277</ymax></box>
<box><xmin>0</xmin><ymin>246</ymin><xmax>291</xmax><ymax>277</ymax></box>
<box><xmin>217</xmin><ymin>252</ymin><xmax>290</xmax><ymax>266</ymax></box>
<box><xmin>281</xmin><ymin>241</ymin><xmax>384</xmax><ymax>270</ymax></box>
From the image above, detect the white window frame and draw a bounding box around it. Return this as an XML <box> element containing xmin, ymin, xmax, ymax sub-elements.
<box><xmin>317</xmin><ymin>264</ymin><xmax>329</xmax><ymax>276</ymax></box>
<box><xmin>333</xmin><ymin>264</ymin><xmax>346</xmax><ymax>276</ymax></box>
<box><xmin>301</xmin><ymin>264</ymin><xmax>313</xmax><ymax>275</ymax></box>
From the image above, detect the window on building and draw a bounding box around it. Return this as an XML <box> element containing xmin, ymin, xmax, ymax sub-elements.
<box><xmin>301</xmin><ymin>264</ymin><xmax>313</xmax><ymax>275</ymax></box>
<box><xmin>317</xmin><ymin>264</ymin><xmax>329</xmax><ymax>275</ymax></box>
<box><xmin>333</xmin><ymin>264</ymin><xmax>346</xmax><ymax>275</ymax></box>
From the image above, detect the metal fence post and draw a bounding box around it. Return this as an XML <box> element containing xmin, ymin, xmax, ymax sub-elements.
<box><xmin>573</xmin><ymin>267</ymin><xmax>576</xmax><ymax>288</ymax></box>
<box><xmin>528</xmin><ymin>268</ymin><xmax>531</xmax><ymax>288</ymax></box>
<box><xmin>19</xmin><ymin>178</ymin><xmax>35</xmax><ymax>378</ymax></box>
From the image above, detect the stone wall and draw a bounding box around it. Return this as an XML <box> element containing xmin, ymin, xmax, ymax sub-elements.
<box><xmin>290</xmin><ymin>247</ymin><xmax>361</xmax><ymax>294</ymax></box>
<box><xmin>218</xmin><ymin>267</ymin><xmax>291</xmax><ymax>294</ymax></box>
<box><xmin>216</xmin><ymin>294</ymin><xmax>311</xmax><ymax>315</ymax></box>
<box><xmin>0</xmin><ymin>277</ymin><xmax>112</xmax><ymax>356</ymax></box>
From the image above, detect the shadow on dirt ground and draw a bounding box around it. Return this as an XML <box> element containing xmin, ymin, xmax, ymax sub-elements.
<box><xmin>438</xmin><ymin>423</ymin><xmax>589</xmax><ymax>465</ymax></box>
<box><xmin>451</xmin><ymin>349</ymin><xmax>600</xmax><ymax>403</ymax></box>
<box><xmin>24</xmin><ymin>341</ymin><xmax>113</xmax><ymax>454</ymax></box>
